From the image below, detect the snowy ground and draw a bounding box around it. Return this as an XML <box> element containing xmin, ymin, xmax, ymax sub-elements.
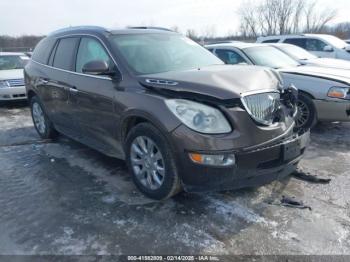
<box><xmin>0</xmin><ymin>101</ymin><xmax>349</xmax><ymax>255</ymax></box>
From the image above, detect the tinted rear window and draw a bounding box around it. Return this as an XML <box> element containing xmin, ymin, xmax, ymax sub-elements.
<box><xmin>32</xmin><ymin>37</ymin><xmax>56</xmax><ymax>64</ymax></box>
<box><xmin>284</xmin><ymin>38</ymin><xmax>307</xmax><ymax>48</ymax></box>
<box><xmin>53</xmin><ymin>37</ymin><xmax>80</xmax><ymax>70</ymax></box>
<box><xmin>262</xmin><ymin>39</ymin><xmax>279</xmax><ymax>43</ymax></box>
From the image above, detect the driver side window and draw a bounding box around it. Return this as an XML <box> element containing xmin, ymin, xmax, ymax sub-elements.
<box><xmin>215</xmin><ymin>49</ymin><xmax>246</xmax><ymax>65</ymax></box>
<box><xmin>305</xmin><ymin>39</ymin><xmax>327</xmax><ymax>52</ymax></box>
<box><xmin>76</xmin><ymin>37</ymin><xmax>112</xmax><ymax>73</ymax></box>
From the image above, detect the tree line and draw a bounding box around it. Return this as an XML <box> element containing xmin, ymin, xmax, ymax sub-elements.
<box><xmin>238</xmin><ymin>0</ymin><xmax>338</xmax><ymax>38</ymax></box>
<box><xmin>1</xmin><ymin>0</ymin><xmax>350</xmax><ymax>51</ymax></box>
<box><xmin>0</xmin><ymin>35</ymin><xmax>44</xmax><ymax>52</ymax></box>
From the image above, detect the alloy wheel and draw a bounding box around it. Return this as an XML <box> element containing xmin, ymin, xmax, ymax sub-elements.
<box><xmin>32</xmin><ymin>102</ymin><xmax>46</xmax><ymax>134</ymax></box>
<box><xmin>296</xmin><ymin>100</ymin><xmax>310</xmax><ymax>128</ymax></box>
<box><xmin>130</xmin><ymin>136</ymin><xmax>165</xmax><ymax>190</ymax></box>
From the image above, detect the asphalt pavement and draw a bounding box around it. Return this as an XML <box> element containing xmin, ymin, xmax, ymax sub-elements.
<box><xmin>0</xmin><ymin>101</ymin><xmax>349</xmax><ymax>255</ymax></box>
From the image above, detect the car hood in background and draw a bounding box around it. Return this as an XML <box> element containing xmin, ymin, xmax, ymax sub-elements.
<box><xmin>279</xmin><ymin>65</ymin><xmax>350</xmax><ymax>85</ymax></box>
<box><xmin>303</xmin><ymin>58</ymin><xmax>350</xmax><ymax>70</ymax></box>
<box><xmin>0</xmin><ymin>69</ymin><xmax>24</xmax><ymax>80</ymax></box>
<box><xmin>138</xmin><ymin>65</ymin><xmax>279</xmax><ymax>100</ymax></box>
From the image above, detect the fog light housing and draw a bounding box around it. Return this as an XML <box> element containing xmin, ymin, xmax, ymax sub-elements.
<box><xmin>189</xmin><ymin>153</ymin><xmax>235</xmax><ymax>166</ymax></box>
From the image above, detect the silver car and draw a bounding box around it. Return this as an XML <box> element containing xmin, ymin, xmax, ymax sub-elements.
<box><xmin>206</xmin><ymin>43</ymin><xmax>350</xmax><ymax>129</ymax></box>
<box><xmin>0</xmin><ymin>52</ymin><xmax>29</xmax><ymax>101</ymax></box>
<box><xmin>271</xmin><ymin>43</ymin><xmax>350</xmax><ymax>70</ymax></box>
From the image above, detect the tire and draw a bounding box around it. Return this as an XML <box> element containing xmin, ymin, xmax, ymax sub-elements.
<box><xmin>295</xmin><ymin>93</ymin><xmax>317</xmax><ymax>129</ymax></box>
<box><xmin>125</xmin><ymin>122</ymin><xmax>182</xmax><ymax>200</ymax></box>
<box><xmin>30</xmin><ymin>96</ymin><xmax>58</xmax><ymax>139</ymax></box>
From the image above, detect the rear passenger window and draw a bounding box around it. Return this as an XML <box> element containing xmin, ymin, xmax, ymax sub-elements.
<box><xmin>75</xmin><ymin>37</ymin><xmax>111</xmax><ymax>73</ymax></box>
<box><xmin>262</xmin><ymin>39</ymin><xmax>279</xmax><ymax>43</ymax></box>
<box><xmin>215</xmin><ymin>49</ymin><xmax>246</xmax><ymax>65</ymax></box>
<box><xmin>53</xmin><ymin>37</ymin><xmax>80</xmax><ymax>70</ymax></box>
<box><xmin>32</xmin><ymin>37</ymin><xmax>57</xmax><ymax>65</ymax></box>
<box><xmin>284</xmin><ymin>38</ymin><xmax>307</xmax><ymax>49</ymax></box>
<box><xmin>48</xmin><ymin>41</ymin><xmax>58</xmax><ymax>66</ymax></box>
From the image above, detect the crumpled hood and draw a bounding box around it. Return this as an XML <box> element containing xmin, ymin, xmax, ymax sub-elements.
<box><xmin>305</xmin><ymin>58</ymin><xmax>350</xmax><ymax>70</ymax></box>
<box><xmin>138</xmin><ymin>65</ymin><xmax>280</xmax><ymax>100</ymax></box>
<box><xmin>279</xmin><ymin>65</ymin><xmax>350</xmax><ymax>85</ymax></box>
<box><xmin>0</xmin><ymin>69</ymin><xmax>24</xmax><ymax>80</ymax></box>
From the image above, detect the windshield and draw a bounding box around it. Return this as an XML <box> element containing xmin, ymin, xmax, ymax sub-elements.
<box><xmin>320</xmin><ymin>35</ymin><xmax>348</xmax><ymax>49</ymax></box>
<box><xmin>278</xmin><ymin>45</ymin><xmax>317</xmax><ymax>60</ymax></box>
<box><xmin>109</xmin><ymin>33</ymin><xmax>223</xmax><ymax>75</ymax></box>
<box><xmin>0</xmin><ymin>55</ymin><xmax>28</xmax><ymax>70</ymax></box>
<box><xmin>244</xmin><ymin>46</ymin><xmax>300</xmax><ymax>69</ymax></box>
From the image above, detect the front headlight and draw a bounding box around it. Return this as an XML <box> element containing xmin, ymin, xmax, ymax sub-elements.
<box><xmin>165</xmin><ymin>99</ymin><xmax>232</xmax><ymax>134</ymax></box>
<box><xmin>327</xmin><ymin>87</ymin><xmax>350</xmax><ymax>99</ymax></box>
<box><xmin>241</xmin><ymin>92</ymin><xmax>281</xmax><ymax>125</ymax></box>
<box><xmin>0</xmin><ymin>80</ymin><xmax>9</xmax><ymax>88</ymax></box>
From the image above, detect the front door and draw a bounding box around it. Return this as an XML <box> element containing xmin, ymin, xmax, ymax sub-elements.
<box><xmin>68</xmin><ymin>37</ymin><xmax>123</xmax><ymax>156</ymax></box>
<box><xmin>305</xmin><ymin>38</ymin><xmax>336</xmax><ymax>58</ymax></box>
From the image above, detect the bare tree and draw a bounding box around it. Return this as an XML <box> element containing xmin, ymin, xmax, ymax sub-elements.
<box><xmin>186</xmin><ymin>29</ymin><xmax>198</xmax><ymax>40</ymax></box>
<box><xmin>292</xmin><ymin>0</ymin><xmax>306</xmax><ymax>33</ymax></box>
<box><xmin>304</xmin><ymin>0</ymin><xmax>337</xmax><ymax>33</ymax></box>
<box><xmin>238</xmin><ymin>1</ymin><xmax>260</xmax><ymax>38</ymax></box>
<box><xmin>238</xmin><ymin>0</ymin><xmax>338</xmax><ymax>38</ymax></box>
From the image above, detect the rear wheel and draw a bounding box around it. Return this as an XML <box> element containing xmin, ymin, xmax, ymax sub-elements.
<box><xmin>125</xmin><ymin>123</ymin><xmax>182</xmax><ymax>200</ymax></box>
<box><xmin>295</xmin><ymin>93</ymin><xmax>317</xmax><ymax>129</ymax></box>
<box><xmin>30</xmin><ymin>96</ymin><xmax>58</xmax><ymax>139</ymax></box>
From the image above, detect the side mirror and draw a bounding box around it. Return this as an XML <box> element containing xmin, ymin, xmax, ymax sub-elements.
<box><xmin>82</xmin><ymin>60</ymin><xmax>113</xmax><ymax>76</ymax></box>
<box><xmin>345</xmin><ymin>45</ymin><xmax>350</xmax><ymax>51</ymax></box>
<box><xmin>323</xmin><ymin>45</ymin><xmax>334</xmax><ymax>52</ymax></box>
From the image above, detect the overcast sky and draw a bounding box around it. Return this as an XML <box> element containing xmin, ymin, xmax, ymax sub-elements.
<box><xmin>1</xmin><ymin>0</ymin><xmax>350</xmax><ymax>36</ymax></box>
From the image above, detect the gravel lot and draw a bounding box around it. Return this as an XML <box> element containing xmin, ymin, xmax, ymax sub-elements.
<box><xmin>0</xmin><ymin>101</ymin><xmax>349</xmax><ymax>256</ymax></box>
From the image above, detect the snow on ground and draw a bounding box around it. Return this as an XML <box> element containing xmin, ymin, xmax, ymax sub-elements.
<box><xmin>0</xmin><ymin>103</ymin><xmax>349</xmax><ymax>255</ymax></box>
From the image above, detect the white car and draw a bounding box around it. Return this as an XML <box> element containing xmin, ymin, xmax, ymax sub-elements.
<box><xmin>257</xmin><ymin>34</ymin><xmax>350</xmax><ymax>61</ymax></box>
<box><xmin>271</xmin><ymin>43</ymin><xmax>350</xmax><ymax>70</ymax></box>
<box><xmin>205</xmin><ymin>43</ymin><xmax>350</xmax><ymax>129</ymax></box>
<box><xmin>0</xmin><ymin>52</ymin><xmax>29</xmax><ymax>101</ymax></box>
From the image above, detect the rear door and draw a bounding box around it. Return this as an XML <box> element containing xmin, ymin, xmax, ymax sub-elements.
<box><xmin>68</xmin><ymin>36</ymin><xmax>123</xmax><ymax>156</ymax></box>
<box><xmin>283</xmin><ymin>38</ymin><xmax>307</xmax><ymax>49</ymax></box>
<box><xmin>47</xmin><ymin>37</ymin><xmax>81</xmax><ymax>136</ymax></box>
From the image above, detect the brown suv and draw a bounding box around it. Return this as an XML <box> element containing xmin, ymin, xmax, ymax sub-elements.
<box><xmin>24</xmin><ymin>26</ymin><xmax>309</xmax><ymax>200</ymax></box>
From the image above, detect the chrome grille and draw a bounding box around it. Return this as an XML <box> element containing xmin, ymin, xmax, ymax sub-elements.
<box><xmin>242</xmin><ymin>92</ymin><xmax>281</xmax><ymax>125</ymax></box>
<box><xmin>7</xmin><ymin>79</ymin><xmax>25</xmax><ymax>87</ymax></box>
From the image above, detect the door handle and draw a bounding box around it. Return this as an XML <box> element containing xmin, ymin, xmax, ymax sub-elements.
<box><xmin>39</xmin><ymin>79</ymin><xmax>48</xmax><ymax>85</ymax></box>
<box><xmin>69</xmin><ymin>87</ymin><xmax>79</xmax><ymax>94</ymax></box>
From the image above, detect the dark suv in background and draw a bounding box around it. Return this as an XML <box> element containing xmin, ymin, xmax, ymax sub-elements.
<box><xmin>25</xmin><ymin>26</ymin><xmax>309</xmax><ymax>200</ymax></box>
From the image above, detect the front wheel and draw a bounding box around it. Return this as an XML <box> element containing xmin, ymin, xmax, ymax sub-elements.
<box><xmin>295</xmin><ymin>93</ymin><xmax>317</xmax><ymax>129</ymax></box>
<box><xmin>30</xmin><ymin>96</ymin><xmax>58</xmax><ymax>139</ymax></box>
<box><xmin>125</xmin><ymin>123</ymin><xmax>182</xmax><ymax>200</ymax></box>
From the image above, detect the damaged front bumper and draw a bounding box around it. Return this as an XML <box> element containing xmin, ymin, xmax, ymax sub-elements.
<box><xmin>169</xmin><ymin>113</ymin><xmax>309</xmax><ymax>193</ymax></box>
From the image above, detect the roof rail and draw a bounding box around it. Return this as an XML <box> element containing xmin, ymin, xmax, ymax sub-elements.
<box><xmin>49</xmin><ymin>26</ymin><xmax>108</xmax><ymax>36</ymax></box>
<box><xmin>127</xmin><ymin>26</ymin><xmax>174</xmax><ymax>32</ymax></box>
<box><xmin>206</xmin><ymin>40</ymin><xmax>241</xmax><ymax>45</ymax></box>
<box><xmin>259</xmin><ymin>34</ymin><xmax>305</xmax><ymax>38</ymax></box>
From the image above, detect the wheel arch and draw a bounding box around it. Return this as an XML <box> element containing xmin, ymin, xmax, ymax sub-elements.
<box><xmin>120</xmin><ymin>110</ymin><xmax>179</xmax><ymax>143</ymax></box>
<box><xmin>298</xmin><ymin>89</ymin><xmax>315</xmax><ymax>99</ymax></box>
<box><xmin>27</xmin><ymin>90</ymin><xmax>37</xmax><ymax>101</ymax></box>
